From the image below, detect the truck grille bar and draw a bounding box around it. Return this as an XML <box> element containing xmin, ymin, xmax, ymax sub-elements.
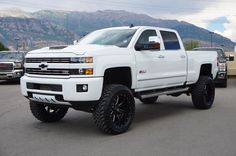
<box><xmin>0</xmin><ymin>63</ymin><xmax>13</xmax><ymax>72</ymax></box>
<box><xmin>26</xmin><ymin>58</ymin><xmax>70</xmax><ymax>63</ymax></box>
<box><xmin>26</xmin><ymin>68</ymin><xmax>70</xmax><ymax>76</ymax></box>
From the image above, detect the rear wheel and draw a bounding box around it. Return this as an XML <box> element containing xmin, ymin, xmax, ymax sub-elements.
<box><xmin>140</xmin><ymin>96</ymin><xmax>158</xmax><ymax>104</ymax></box>
<box><xmin>191</xmin><ymin>76</ymin><xmax>215</xmax><ymax>109</ymax></box>
<box><xmin>93</xmin><ymin>84</ymin><xmax>135</xmax><ymax>134</ymax></box>
<box><xmin>30</xmin><ymin>101</ymin><xmax>68</xmax><ymax>122</ymax></box>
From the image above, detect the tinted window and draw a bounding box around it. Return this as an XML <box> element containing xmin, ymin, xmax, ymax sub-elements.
<box><xmin>160</xmin><ymin>31</ymin><xmax>180</xmax><ymax>50</ymax></box>
<box><xmin>136</xmin><ymin>30</ymin><xmax>157</xmax><ymax>44</ymax></box>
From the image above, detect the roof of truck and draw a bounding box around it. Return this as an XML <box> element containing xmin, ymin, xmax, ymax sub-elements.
<box><xmin>99</xmin><ymin>26</ymin><xmax>177</xmax><ymax>32</ymax></box>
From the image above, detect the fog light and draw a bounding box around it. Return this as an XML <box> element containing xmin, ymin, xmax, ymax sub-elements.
<box><xmin>16</xmin><ymin>72</ymin><xmax>21</xmax><ymax>76</ymax></box>
<box><xmin>77</xmin><ymin>84</ymin><xmax>88</xmax><ymax>92</ymax></box>
<box><xmin>82</xmin><ymin>84</ymin><xmax>88</xmax><ymax>91</ymax></box>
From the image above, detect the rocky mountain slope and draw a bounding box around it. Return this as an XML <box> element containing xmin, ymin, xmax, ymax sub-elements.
<box><xmin>0</xmin><ymin>9</ymin><xmax>235</xmax><ymax>51</ymax></box>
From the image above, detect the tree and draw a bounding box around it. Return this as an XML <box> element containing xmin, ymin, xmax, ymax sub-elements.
<box><xmin>184</xmin><ymin>40</ymin><xmax>199</xmax><ymax>50</ymax></box>
<box><xmin>0</xmin><ymin>42</ymin><xmax>9</xmax><ymax>51</ymax></box>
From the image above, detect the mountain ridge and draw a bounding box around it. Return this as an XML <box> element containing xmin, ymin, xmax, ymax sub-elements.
<box><xmin>0</xmin><ymin>9</ymin><xmax>235</xmax><ymax>51</ymax></box>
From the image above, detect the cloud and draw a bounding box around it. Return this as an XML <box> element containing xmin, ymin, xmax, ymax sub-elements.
<box><xmin>219</xmin><ymin>16</ymin><xmax>236</xmax><ymax>41</ymax></box>
<box><xmin>158</xmin><ymin>0</ymin><xmax>236</xmax><ymax>42</ymax></box>
<box><xmin>0</xmin><ymin>0</ymin><xmax>236</xmax><ymax>42</ymax></box>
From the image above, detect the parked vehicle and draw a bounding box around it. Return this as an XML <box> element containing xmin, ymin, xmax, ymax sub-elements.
<box><xmin>0</xmin><ymin>51</ymin><xmax>25</xmax><ymax>80</ymax></box>
<box><xmin>193</xmin><ymin>47</ymin><xmax>233</xmax><ymax>87</ymax></box>
<box><xmin>225</xmin><ymin>52</ymin><xmax>236</xmax><ymax>77</ymax></box>
<box><xmin>21</xmin><ymin>26</ymin><xmax>218</xmax><ymax>134</ymax></box>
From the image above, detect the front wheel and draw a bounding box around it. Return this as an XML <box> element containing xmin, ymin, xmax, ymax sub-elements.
<box><xmin>30</xmin><ymin>101</ymin><xmax>69</xmax><ymax>122</ymax></box>
<box><xmin>191</xmin><ymin>76</ymin><xmax>215</xmax><ymax>109</ymax></box>
<box><xmin>93</xmin><ymin>84</ymin><xmax>135</xmax><ymax>134</ymax></box>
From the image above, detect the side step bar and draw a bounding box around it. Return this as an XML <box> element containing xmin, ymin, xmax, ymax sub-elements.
<box><xmin>139</xmin><ymin>87</ymin><xmax>189</xmax><ymax>99</ymax></box>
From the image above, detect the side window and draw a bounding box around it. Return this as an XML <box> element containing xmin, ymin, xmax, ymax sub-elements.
<box><xmin>160</xmin><ymin>31</ymin><xmax>180</xmax><ymax>50</ymax></box>
<box><xmin>136</xmin><ymin>30</ymin><xmax>157</xmax><ymax>45</ymax></box>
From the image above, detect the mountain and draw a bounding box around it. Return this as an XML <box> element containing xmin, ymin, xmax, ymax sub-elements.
<box><xmin>0</xmin><ymin>17</ymin><xmax>74</xmax><ymax>50</ymax></box>
<box><xmin>0</xmin><ymin>9</ymin><xmax>235</xmax><ymax>51</ymax></box>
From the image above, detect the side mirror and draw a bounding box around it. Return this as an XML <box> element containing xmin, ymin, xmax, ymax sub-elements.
<box><xmin>135</xmin><ymin>43</ymin><xmax>160</xmax><ymax>51</ymax></box>
<box><xmin>135</xmin><ymin>36</ymin><xmax>161</xmax><ymax>51</ymax></box>
<box><xmin>226</xmin><ymin>54</ymin><xmax>234</xmax><ymax>61</ymax></box>
<box><xmin>73</xmin><ymin>40</ymin><xmax>79</xmax><ymax>45</ymax></box>
<box><xmin>148</xmin><ymin>36</ymin><xmax>160</xmax><ymax>43</ymax></box>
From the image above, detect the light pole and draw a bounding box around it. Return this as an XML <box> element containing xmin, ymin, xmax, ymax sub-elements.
<box><xmin>209</xmin><ymin>32</ymin><xmax>214</xmax><ymax>47</ymax></box>
<box><xmin>15</xmin><ymin>38</ymin><xmax>20</xmax><ymax>51</ymax></box>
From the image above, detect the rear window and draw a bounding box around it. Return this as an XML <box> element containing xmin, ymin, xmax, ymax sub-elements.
<box><xmin>160</xmin><ymin>31</ymin><xmax>180</xmax><ymax>50</ymax></box>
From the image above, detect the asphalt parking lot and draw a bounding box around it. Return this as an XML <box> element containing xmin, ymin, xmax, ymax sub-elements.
<box><xmin>0</xmin><ymin>79</ymin><xmax>236</xmax><ymax>156</ymax></box>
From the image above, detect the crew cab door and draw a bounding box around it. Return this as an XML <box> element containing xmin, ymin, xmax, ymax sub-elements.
<box><xmin>134</xmin><ymin>29</ymin><xmax>168</xmax><ymax>89</ymax></box>
<box><xmin>158</xmin><ymin>30</ymin><xmax>187</xmax><ymax>87</ymax></box>
<box><xmin>134</xmin><ymin>29</ymin><xmax>187</xmax><ymax>90</ymax></box>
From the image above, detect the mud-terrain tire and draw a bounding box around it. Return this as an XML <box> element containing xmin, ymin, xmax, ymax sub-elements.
<box><xmin>30</xmin><ymin>101</ymin><xmax>68</xmax><ymax>122</ymax></box>
<box><xmin>93</xmin><ymin>84</ymin><xmax>135</xmax><ymax>134</ymax></box>
<box><xmin>191</xmin><ymin>76</ymin><xmax>215</xmax><ymax>109</ymax></box>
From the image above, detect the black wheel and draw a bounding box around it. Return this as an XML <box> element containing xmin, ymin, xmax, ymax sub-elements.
<box><xmin>93</xmin><ymin>84</ymin><xmax>135</xmax><ymax>134</ymax></box>
<box><xmin>191</xmin><ymin>76</ymin><xmax>215</xmax><ymax>109</ymax></box>
<box><xmin>140</xmin><ymin>96</ymin><xmax>158</xmax><ymax>104</ymax></box>
<box><xmin>30</xmin><ymin>101</ymin><xmax>69</xmax><ymax>122</ymax></box>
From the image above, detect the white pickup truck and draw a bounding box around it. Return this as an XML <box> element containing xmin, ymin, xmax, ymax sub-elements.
<box><xmin>21</xmin><ymin>26</ymin><xmax>218</xmax><ymax>134</ymax></box>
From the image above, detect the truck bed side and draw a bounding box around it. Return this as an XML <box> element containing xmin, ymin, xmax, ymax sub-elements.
<box><xmin>186</xmin><ymin>51</ymin><xmax>218</xmax><ymax>85</ymax></box>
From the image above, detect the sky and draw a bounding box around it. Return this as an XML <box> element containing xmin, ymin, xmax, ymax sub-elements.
<box><xmin>0</xmin><ymin>0</ymin><xmax>236</xmax><ymax>42</ymax></box>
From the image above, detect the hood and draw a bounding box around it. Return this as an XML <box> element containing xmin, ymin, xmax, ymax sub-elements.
<box><xmin>28</xmin><ymin>44</ymin><xmax>120</xmax><ymax>56</ymax></box>
<box><xmin>27</xmin><ymin>45</ymin><xmax>122</xmax><ymax>57</ymax></box>
<box><xmin>0</xmin><ymin>59</ymin><xmax>22</xmax><ymax>63</ymax></box>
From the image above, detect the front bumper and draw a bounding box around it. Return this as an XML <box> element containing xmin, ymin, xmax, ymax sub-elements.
<box><xmin>214</xmin><ymin>71</ymin><xmax>227</xmax><ymax>83</ymax></box>
<box><xmin>216</xmin><ymin>71</ymin><xmax>227</xmax><ymax>79</ymax></box>
<box><xmin>20</xmin><ymin>76</ymin><xmax>103</xmax><ymax>103</ymax></box>
<box><xmin>0</xmin><ymin>70</ymin><xmax>23</xmax><ymax>80</ymax></box>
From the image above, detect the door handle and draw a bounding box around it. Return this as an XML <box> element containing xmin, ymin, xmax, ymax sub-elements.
<box><xmin>180</xmin><ymin>55</ymin><xmax>186</xmax><ymax>59</ymax></box>
<box><xmin>158</xmin><ymin>55</ymin><xmax>165</xmax><ymax>59</ymax></box>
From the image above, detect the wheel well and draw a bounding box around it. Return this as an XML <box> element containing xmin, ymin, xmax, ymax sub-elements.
<box><xmin>200</xmin><ymin>64</ymin><xmax>212</xmax><ymax>77</ymax></box>
<box><xmin>104</xmin><ymin>67</ymin><xmax>132</xmax><ymax>88</ymax></box>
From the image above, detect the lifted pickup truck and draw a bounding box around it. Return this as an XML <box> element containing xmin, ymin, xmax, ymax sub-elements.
<box><xmin>21</xmin><ymin>26</ymin><xmax>218</xmax><ymax>134</ymax></box>
<box><xmin>0</xmin><ymin>51</ymin><xmax>25</xmax><ymax>80</ymax></box>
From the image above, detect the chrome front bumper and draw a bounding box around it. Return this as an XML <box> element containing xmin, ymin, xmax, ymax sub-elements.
<box><xmin>0</xmin><ymin>69</ymin><xmax>23</xmax><ymax>80</ymax></box>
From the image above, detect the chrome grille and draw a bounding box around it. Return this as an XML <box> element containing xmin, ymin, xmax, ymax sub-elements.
<box><xmin>0</xmin><ymin>63</ymin><xmax>13</xmax><ymax>72</ymax></box>
<box><xmin>26</xmin><ymin>68</ymin><xmax>70</xmax><ymax>76</ymax></box>
<box><xmin>26</xmin><ymin>58</ymin><xmax>70</xmax><ymax>63</ymax></box>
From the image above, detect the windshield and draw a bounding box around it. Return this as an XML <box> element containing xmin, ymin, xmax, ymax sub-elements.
<box><xmin>193</xmin><ymin>48</ymin><xmax>225</xmax><ymax>58</ymax></box>
<box><xmin>78</xmin><ymin>29</ymin><xmax>137</xmax><ymax>47</ymax></box>
<box><xmin>0</xmin><ymin>52</ymin><xmax>24</xmax><ymax>61</ymax></box>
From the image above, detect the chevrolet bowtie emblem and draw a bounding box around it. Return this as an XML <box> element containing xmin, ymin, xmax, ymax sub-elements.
<box><xmin>39</xmin><ymin>63</ymin><xmax>48</xmax><ymax>70</ymax></box>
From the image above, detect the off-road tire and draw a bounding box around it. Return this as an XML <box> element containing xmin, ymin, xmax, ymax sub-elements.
<box><xmin>30</xmin><ymin>101</ymin><xmax>69</xmax><ymax>122</ymax></box>
<box><xmin>93</xmin><ymin>84</ymin><xmax>135</xmax><ymax>134</ymax></box>
<box><xmin>191</xmin><ymin>76</ymin><xmax>215</xmax><ymax>109</ymax></box>
<box><xmin>140</xmin><ymin>96</ymin><xmax>158</xmax><ymax>104</ymax></box>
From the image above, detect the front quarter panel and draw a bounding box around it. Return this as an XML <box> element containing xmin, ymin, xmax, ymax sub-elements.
<box><xmin>91</xmin><ymin>48</ymin><xmax>137</xmax><ymax>89</ymax></box>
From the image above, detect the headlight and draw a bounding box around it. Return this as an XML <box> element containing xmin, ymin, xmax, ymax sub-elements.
<box><xmin>14</xmin><ymin>62</ymin><xmax>22</xmax><ymax>69</ymax></box>
<box><xmin>70</xmin><ymin>57</ymin><xmax>93</xmax><ymax>63</ymax></box>
<box><xmin>218</xmin><ymin>63</ymin><xmax>226</xmax><ymax>72</ymax></box>
<box><xmin>70</xmin><ymin>68</ymin><xmax>93</xmax><ymax>75</ymax></box>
